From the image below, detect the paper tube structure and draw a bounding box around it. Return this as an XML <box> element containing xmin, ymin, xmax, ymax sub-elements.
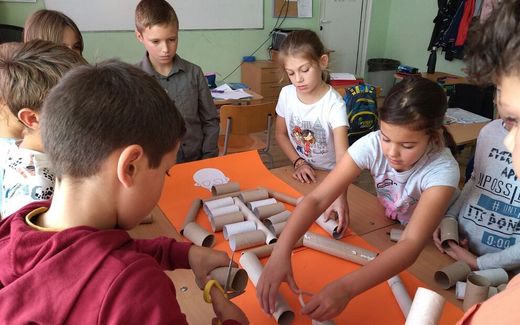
<box><xmin>434</xmin><ymin>261</ymin><xmax>471</xmax><ymax>289</ymax></box>
<box><xmin>209</xmin><ymin>266</ymin><xmax>249</xmax><ymax>292</ymax></box>
<box><xmin>229</xmin><ymin>230</ymin><xmax>266</xmax><ymax>251</ymax></box>
<box><xmin>254</xmin><ymin>202</ymin><xmax>286</xmax><ymax>220</ymax></box>
<box><xmin>455</xmin><ymin>281</ymin><xmax>498</xmax><ymax>300</ymax></box>
<box><xmin>315</xmin><ymin>214</ymin><xmax>344</xmax><ymax>240</ymax></box>
<box><xmin>440</xmin><ymin>217</ymin><xmax>459</xmax><ymax>248</ymax></box>
<box><xmin>182</xmin><ymin>222</ymin><xmax>215</xmax><ymax>247</ymax></box>
<box><xmin>271</xmin><ymin>221</ymin><xmax>287</xmax><ymax>236</ymax></box>
<box><xmin>180</xmin><ymin>198</ymin><xmax>202</xmax><ymax>234</ymax></box>
<box><xmin>223</xmin><ymin>220</ymin><xmax>257</xmax><ymax>240</ymax></box>
<box><xmin>239</xmin><ymin>188</ymin><xmax>269</xmax><ymax>203</ymax></box>
<box><xmin>240</xmin><ymin>252</ymin><xmax>295</xmax><ymax>325</ymax></box>
<box><xmin>389</xmin><ymin>228</ymin><xmax>403</xmax><ymax>242</ymax></box>
<box><xmin>298</xmin><ymin>293</ymin><xmax>336</xmax><ymax>325</ymax></box>
<box><xmin>497</xmin><ymin>283</ymin><xmax>508</xmax><ymax>292</ymax></box>
<box><xmin>261</xmin><ymin>187</ymin><xmax>299</xmax><ymax>206</ymax></box>
<box><xmin>405</xmin><ymin>287</ymin><xmax>445</xmax><ymax>325</ymax></box>
<box><xmin>463</xmin><ymin>274</ymin><xmax>491</xmax><ymax>311</ymax></box>
<box><xmin>244</xmin><ymin>238</ymin><xmax>304</xmax><ymax>259</ymax></box>
<box><xmin>234</xmin><ymin>198</ymin><xmax>277</xmax><ymax>244</ymax></box>
<box><xmin>211</xmin><ymin>181</ymin><xmax>240</xmax><ymax>196</ymax></box>
<box><xmin>263</xmin><ymin>210</ymin><xmax>291</xmax><ymax>227</ymax></box>
<box><xmin>203</xmin><ymin>196</ymin><xmax>234</xmax><ymax>214</ymax></box>
<box><xmin>207</xmin><ymin>204</ymin><xmax>240</xmax><ymax>219</ymax></box>
<box><xmin>303</xmin><ymin>232</ymin><xmax>377</xmax><ymax>266</ymax></box>
<box><xmin>210</xmin><ymin>211</ymin><xmax>245</xmax><ymax>232</ymax></box>
<box><xmin>473</xmin><ymin>268</ymin><xmax>509</xmax><ymax>286</ymax></box>
<box><xmin>203</xmin><ymin>190</ymin><xmax>242</xmax><ymax>203</ymax></box>
<box><xmin>387</xmin><ymin>275</ymin><xmax>412</xmax><ymax>317</ymax></box>
<box><xmin>248</xmin><ymin>198</ymin><xmax>277</xmax><ymax>210</ymax></box>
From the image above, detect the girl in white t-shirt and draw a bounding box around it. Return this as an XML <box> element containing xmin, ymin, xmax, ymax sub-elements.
<box><xmin>275</xmin><ymin>29</ymin><xmax>349</xmax><ymax>233</ymax></box>
<box><xmin>257</xmin><ymin>77</ymin><xmax>460</xmax><ymax>321</ymax></box>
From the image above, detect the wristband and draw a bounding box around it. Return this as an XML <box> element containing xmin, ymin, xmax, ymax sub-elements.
<box><xmin>293</xmin><ymin>157</ymin><xmax>305</xmax><ymax>168</ymax></box>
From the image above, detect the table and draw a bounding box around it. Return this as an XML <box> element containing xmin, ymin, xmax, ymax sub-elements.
<box><xmin>213</xmin><ymin>89</ymin><xmax>264</xmax><ymax>107</ymax></box>
<box><xmin>394</xmin><ymin>71</ymin><xmax>469</xmax><ymax>85</ymax></box>
<box><xmin>446</xmin><ymin>122</ymin><xmax>487</xmax><ymax>146</ymax></box>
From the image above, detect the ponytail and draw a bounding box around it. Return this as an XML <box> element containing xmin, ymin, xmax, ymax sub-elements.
<box><xmin>441</xmin><ymin>126</ymin><xmax>458</xmax><ymax>156</ymax></box>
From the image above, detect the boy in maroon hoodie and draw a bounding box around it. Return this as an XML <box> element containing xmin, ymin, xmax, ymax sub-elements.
<box><xmin>0</xmin><ymin>60</ymin><xmax>248</xmax><ymax>324</ymax></box>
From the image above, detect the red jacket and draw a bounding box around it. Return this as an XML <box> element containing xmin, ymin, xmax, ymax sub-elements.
<box><xmin>0</xmin><ymin>201</ymin><xmax>239</xmax><ymax>324</ymax></box>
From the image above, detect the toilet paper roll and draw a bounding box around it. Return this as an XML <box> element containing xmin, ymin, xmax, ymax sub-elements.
<box><xmin>210</xmin><ymin>211</ymin><xmax>245</xmax><ymax>232</ymax></box>
<box><xmin>182</xmin><ymin>222</ymin><xmax>215</xmax><ymax>247</ymax></box>
<box><xmin>440</xmin><ymin>217</ymin><xmax>459</xmax><ymax>248</ymax></box>
<box><xmin>229</xmin><ymin>230</ymin><xmax>266</xmax><ymax>251</ymax></box>
<box><xmin>463</xmin><ymin>274</ymin><xmax>491</xmax><ymax>311</ymax></box>
<box><xmin>254</xmin><ymin>202</ymin><xmax>286</xmax><ymax>220</ymax></box>
<box><xmin>239</xmin><ymin>189</ymin><xmax>269</xmax><ymax>203</ymax></box>
<box><xmin>223</xmin><ymin>220</ymin><xmax>257</xmax><ymax>240</ymax></box>
<box><xmin>405</xmin><ymin>287</ymin><xmax>445</xmax><ymax>325</ymax></box>
<box><xmin>211</xmin><ymin>182</ymin><xmax>240</xmax><ymax>196</ymax></box>
<box><xmin>434</xmin><ymin>261</ymin><xmax>471</xmax><ymax>289</ymax></box>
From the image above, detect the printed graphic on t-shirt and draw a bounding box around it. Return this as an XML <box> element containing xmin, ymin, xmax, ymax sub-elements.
<box><xmin>289</xmin><ymin>116</ymin><xmax>328</xmax><ymax>163</ymax></box>
<box><xmin>462</xmin><ymin>147</ymin><xmax>520</xmax><ymax>250</ymax></box>
<box><xmin>375</xmin><ymin>175</ymin><xmax>418</xmax><ymax>223</ymax></box>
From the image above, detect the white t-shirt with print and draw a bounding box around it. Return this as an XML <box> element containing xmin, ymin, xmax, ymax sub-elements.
<box><xmin>1</xmin><ymin>145</ymin><xmax>55</xmax><ymax>218</ymax></box>
<box><xmin>348</xmin><ymin>131</ymin><xmax>460</xmax><ymax>224</ymax></box>
<box><xmin>276</xmin><ymin>84</ymin><xmax>348</xmax><ymax>170</ymax></box>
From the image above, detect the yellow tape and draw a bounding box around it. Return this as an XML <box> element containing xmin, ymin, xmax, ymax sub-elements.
<box><xmin>203</xmin><ymin>279</ymin><xmax>228</xmax><ymax>303</ymax></box>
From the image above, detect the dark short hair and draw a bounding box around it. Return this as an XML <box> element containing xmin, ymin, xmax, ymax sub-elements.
<box><xmin>380</xmin><ymin>77</ymin><xmax>456</xmax><ymax>154</ymax></box>
<box><xmin>41</xmin><ymin>60</ymin><xmax>186</xmax><ymax>179</ymax></box>
<box><xmin>465</xmin><ymin>0</ymin><xmax>520</xmax><ymax>85</ymax></box>
<box><xmin>135</xmin><ymin>0</ymin><xmax>179</xmax><ymax>32</ymax></box>
<box><xmin>0</xmin><ymin>40</ymin><xmax>87</xmax><ymax>117</ymax></box>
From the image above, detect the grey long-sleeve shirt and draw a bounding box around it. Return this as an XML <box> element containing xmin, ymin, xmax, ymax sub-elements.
<box><xmin>137</xmin><ymin>54</ymin><xmax>219</xmax><ymax>162</ymax></box>
<box><xmin>447</xmin><ymin>119</ymin><xmax>520</xmax><ymax>272</ymax></box>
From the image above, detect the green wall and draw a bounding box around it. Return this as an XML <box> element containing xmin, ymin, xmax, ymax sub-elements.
<box><xmin>0</xmin><ymin>0</ymin><xmax>467</xmax><ymax>82</ymax></box>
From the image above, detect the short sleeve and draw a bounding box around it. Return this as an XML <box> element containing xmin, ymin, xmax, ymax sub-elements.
<box><xmin>328</xmin><ymin>97</ymin><xmax>348</xmax><ymax>130</ymax></box>
<box><xmin>347</xmin><ymin>131</ymin><xmax>379</xmax><ymax>170</ymax></box>
<box><xmin>420</xmin><ymin>149</ymin><xmax>460</xmax><ymax>190</ymax></box>
<box><xmin>275</xmin><ymin>86</ymin><xmax>289</xmax><ymax>118</ymax></box>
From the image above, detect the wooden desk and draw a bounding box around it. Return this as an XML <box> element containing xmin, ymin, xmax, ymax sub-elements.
<box><xmin>446</xmin><ymin>121</ymin><xmax>487</xmax><ymax>146</ymax></box>
<box><xmin>213</xmin><ymin>89</ymin><xmax>264</xmax><ymax>107</ymax></box>
<box><xmin>394</xmin><ymin>71</ymin><xmax>469</xmax><ymax>85</ymax></box>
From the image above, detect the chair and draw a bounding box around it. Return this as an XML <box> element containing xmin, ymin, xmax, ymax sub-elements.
<box><xmin>218</xmin><ymin>101</ymin><xmax>276</xmax><ymax>167</ymax></box>
<box><xmin>0</xmin><ymin>24</ymin><xmax>24</xmax><ymax>44</ymax></box>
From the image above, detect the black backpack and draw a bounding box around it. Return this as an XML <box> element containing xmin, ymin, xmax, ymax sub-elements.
<box><xmin>343</xmin><ymin>83</ymin><xmax>378</xmax><ymax>145</ymax></box>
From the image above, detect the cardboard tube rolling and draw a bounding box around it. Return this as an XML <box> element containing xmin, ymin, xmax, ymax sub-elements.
<box><xmin>223</xmin><ymin>220</ymin><xmax>257</xmax><ymax>240</ymax></box>
<box><xmin>387</xmin><ymin>275</ymin><xmax>412</xmax><ymax>317</ymax></box>
<box><xmin>239</xmin><ymin>188</ymin><xmax>269</xmax><ymax>203</ymax></box>
<box><xmin>473</xmin><ymin>268</ymin><xmax>509</xmax><ymax>286</ymax></box>
<box><xmin>239</xmin><ymin>252</ymin><xmax>295</xmax><ymax>325</ymax></box>
<box><xmin>180</xmin><ymin>198</ymin><xmax>202</xmax><ymax>235</ymax></box>
<box><xmin>209</xmin><ymin>266</ymin><xmax>248</xmax><ymax>292</ymax></box>
<box><xmin>434</xmin><ymin>261</ymin><xmax>471</xmax><ymax>289</ymax></box>
<box><xmin>254</xmin><ymin>202</ymin><xmax>286</xmax><ymax>220</ymax></box>
<box><xmin>210</xmin><ymin>211</ymin><xmax>244</xmax><ymax>232</ymax></box>
<box><xmin>303</xmin><ymin>232</ymin><xmax>377</xmax><ymax>266</ymax></box>
<box><xmin>182</xmin><ymin>222</ymin><xmax>215</xmax><ymax>247</ymax></box>
<box><xmin>405</xmin><ymin>287</ymin><xmax>445</xmax><ymax>325</ymax></box>
<box><xmin>440</xmin><ymin>217</ymin><xmax>459</xmax><ymax>248</ymax></box>
<box><xmin>229</xmin><ymin>230</ymin><xmax>266</xmax><ymax>251</ymax></box>
<box><xmin>261</xmin><ymin>187</ymin><xmax>299</xmax><ymax>206</ymax></box>
<box><xmin>211</xmin><ymin>181</ymin><xmax>240</xmax><ymax>196</ymax></box>
<box><xmin>263</xmin><ymin>210</ymin><xmax>291</xmax><ymax>227</ymax></box>
<box><xmin>234</xmin><ymin>198</ymin><xmax>277</xmax><ymax>244</ymax></box>
<box><xmin>315</xmin><ymin>214</ymin><xmax>344</xmax><ymax>239</ymax></box>
<box><xmin>463</xmin><ymin>274</ymin><xmax>491</xmax><ymax>311</ymax></box>
<box><xmin>389</xmin><ymin>228</ymin><xmax>403</xmax><ymax>242</ymax></box>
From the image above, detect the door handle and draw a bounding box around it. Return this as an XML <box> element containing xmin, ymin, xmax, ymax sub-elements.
<box><xmin>320</xmin><ymin>19</ymin><xmax>331</xmax><ymax>24</ymax></box>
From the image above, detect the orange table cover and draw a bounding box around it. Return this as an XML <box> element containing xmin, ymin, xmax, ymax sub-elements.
<box><xmin>159</xmin><ymin>151</ymin><xmax>463</xmax><ymax>324</ymax></box>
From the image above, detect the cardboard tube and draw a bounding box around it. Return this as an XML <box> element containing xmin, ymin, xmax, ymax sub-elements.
<box><xmin>209</xmin><ymin>266</ymin><xmax>249</xmax><ymax>292</ymax></box>
<box><xmin>239</xmin><ymin>252</ymin><xmax>295</xmax><ymax>325</ymax></box>
<box><xmin>463</xmin><ymin>274</ymin><xmax>491</xmax><ymax>311</ymax></box>
<box><xmin>254</xmin><ymin>202</ymin><xmax>286</xmax><ymax>220</ymax></box>
<box><xmin>229</xmin><ymin>230</ymin><xmax>266</xmax><ymax>251</ymax></box>
<box><xmin>315</xmin><ymin>214</ymin><xmax>344</xmax><ymax>240</ymax></box>
<box><xmin>261</xmin><ymin>187</ymin><xmax>299</xmax><ymax>206</ymax></box>
<box><xmin>208</xmin><ymin>204</ymin><xmax>240</xmax><ymax>219</ymax></box>
<box><xmin>141</xmin><ymin>213</ymin><xmax>153</xmax><ymax>224</ymax></box>
<box><xmin>244</xmin><ymin>238</ymin><xmax>304</xmax><ymax>259</ymax></box>
<box><xmin>248</xmin><ymin>198</ymin><xmax>277</xmax><ymax>210</ymax></box>
<box><xmin>223</xmin><ymin>220</ymin><xmax>257</xmax><ymax>240</ymax></box>
<box><xmin>270</xmin><ymin>221</ymin><xmax>287</xmax><ymax>236</ymax></box>
<box><xmin>263</xmin><ymin>210</ymin><xmax>291</xmax><ymax>227</ymax></box>
<box><xmin>298</xmin><ymin>292</ymin><xmax>336</xmax><ymax>325</ymax></box>
<box><xmin>211</xmin><ymin>181</ymin><xmax>240</xmax><ymax>196</ymax></box>
<box><xmin>303</xmin><ymin>232</ymin><xmax>377</xmax><ymax>266</ymax></box>
<box><xmin>234</xmin><ymin>198</ymin><xmax>277</xmax><ymax>244</ymax></box>
<box><xmin>210</xmin><ymin>211</ymin><xmax>244</xmax><ymax>232</ymax></box>
<box><xmin>203</xmin><ymin>196</ymin><xmax>234</xmax><ymax>213</ymax></box>
<box><xmin>239</xmin><ymin>189</ymin><xmax>269</xmax><ymax>203</ymax></box>
<box><xmin>405</xmin><ymin>287</ymin><xmax>445</xmax><ymax>325</ymax></box>
<box><xmin>203</xmin><ymin>190</ymin><xmax>242</xmax><ymax>203</ymax></box>
<box><xmin>389</xmin><ymin>228</ymin><xmax>403</xmax><ymax>242</ymax></box>
<box><xmin>456</xmin><ymin>281</ymin><xmax>499</xmax><ymax>300</ymax></box>
<box><xmin>440</xmin><ymin>217</ymin><xmax>459</xmax><ymax>248</ymax></box>
<box><xmin>473</xmin><ymin>268</ymin><xmax>509</xmax><ymax>286</ymax></box>
<box><xmin>180</xmin><ymin>198</ymin><xmax>202</xmax><ymax>234</ymax></box>
<box><xmin>434</xmin><ymin>261</ymin><xmax>471</xmax><ymax>289</ymax></box>
<box><xmin>387</xmin><ymin>275</ymin><xmax>412</xmax><ymax>317</ymax></box>
<box><xmin>182</xmin><ymin>222</ymin><xmax>215</xmax><ymax>247</ymax></box>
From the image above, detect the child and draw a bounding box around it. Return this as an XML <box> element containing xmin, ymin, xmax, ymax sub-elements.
<box><xmin>0</xmin><ymin>60</ymin><xmax>248</xmax><ymax>324</ymax></box>
<box><xmin>275</xmin><ymin>29</ymin><xmax>349</xmax><ymax>230</ymax></box>
<box><xmin>24</xmin><ymin>9</ymin><xmax>84</xmax><ymax>55</ymax></box>
<box><xmin>452</xmin><ymin>1</ymin><xmax>520</xmax><ymax>323</ymax></box>
<box><xmin>257</xmin><ymin>77</ymin><xmax>460</xmax><ymax>321</ymax></box>
<box><xmin>134</xmin><ymin>0</ymin><xmax>219</xmax><ymax>163</ymax></box>
<box><xmin>433</xmin><ymin>115</ymin><xmax>520</xmax><ymax>273</ymax></box>
<box><xmin>0</xmin><ymin>40</ymin><xmax>87</xmax><ymax>218</ymax></box>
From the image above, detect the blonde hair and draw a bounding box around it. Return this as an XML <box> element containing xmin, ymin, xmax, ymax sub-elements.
<box><xmin>135</xmin><ymin>0</ymin><xmax>179</xmax><ymax>33</ymax></box>
<box><xmin>24</xmin><ymin>9</ymin><xmax>84</xmax><ymax>54</ymax></box>
<box><xmin>0</xmin><ymin>40</ymin><xmax>87</xmax><ymax>117</ymax></box>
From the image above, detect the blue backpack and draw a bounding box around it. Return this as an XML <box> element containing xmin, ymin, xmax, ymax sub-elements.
<box><xmin>343</xmin><ymin>83</ymin><xmax>378</xmax><ymax>145</ymax></box>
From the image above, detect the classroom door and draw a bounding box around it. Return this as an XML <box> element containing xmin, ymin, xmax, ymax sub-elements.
<box><xmin>320</xmin><ymin>0</ymin><xmax>365</xmax><ymax>75</ymax></box>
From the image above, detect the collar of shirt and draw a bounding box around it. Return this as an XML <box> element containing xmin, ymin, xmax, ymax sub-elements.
<box><xmin>140</xmin><ymin>52</ymin><xmax>187</xmax><ymax>79</ymax></box>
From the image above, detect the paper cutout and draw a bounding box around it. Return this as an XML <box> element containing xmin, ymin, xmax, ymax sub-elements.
<box><xmin>193</xmin><ymin>168</ymin><xmax>229</xmax><ymax>192</ymax></box>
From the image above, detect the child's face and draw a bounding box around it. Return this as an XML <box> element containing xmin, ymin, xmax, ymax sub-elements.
<box><xmin>379</xmin><ymin>121</ymin><xmax>431</xmax><ymax>172</ymax></box>
<box><xmin>498</xmin><ymin>75</ymin><xmax>520</xmax><ymax>174</ymax></box>
<box><xmin>136</xmin><ymin>23</ymin><xmax>178</xmax><ymax>69</ymax></box>
<box><xmin>283</xmin><ymin>54</ymin><xmax>327</xmax><ymax>96</ymax></box>
<box><xmin>62</xmin><ymin>27</ymin><xmax>82</xmax><ymax>55</ymax></box>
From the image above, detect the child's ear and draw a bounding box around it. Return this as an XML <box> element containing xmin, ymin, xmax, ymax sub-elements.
<box><xmin>17</xmin><ymin>108</ymin><xmax>39</xmax><ymax>129</ymax></box>
<box><xmin>135</xmin><ymin>30</ymin><xmax>144</xmax><ymax>43</ymax></box>
<box><xmin>319</xmin><ymin>54</ymin><xmax>329</xmax><ymax>70</ymax></box>
<box><xmin>117</xmin><ymin>145</ymin><xmax>145</xmax><ymax>188</ymax></box>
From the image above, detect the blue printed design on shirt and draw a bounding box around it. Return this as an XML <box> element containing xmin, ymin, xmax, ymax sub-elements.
<box><xmin>481</xmin><ymin>230</ymin><xmax>516</xmax><ymax>249</ymax></box>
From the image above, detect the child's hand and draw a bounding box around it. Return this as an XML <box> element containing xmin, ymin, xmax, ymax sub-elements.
<box><xmin>210</xmin><ymin>286</ymin><xmax>249</xmax><ymax>325</ymax></box>
<box><xmin>292</xmin><ymin>163</ymin><xmax>316</xmax><ymax>183</ymax></box>
<box><xmin>432</xmin><ymin>225</ymin><xmax>444</xmax><ymax>253</ymax></box>
<box><xmin>301</xmin><ymin>278</ymin><xmax>351</xmax><ymax>321</ymax></box>
<box><xmin>188</xmin><ymin>246</ymin><xmax>234</xmax><ymax>288</ymax></box>
<box><xmin>324</xmin><ymin>193</ymin><xmax>349</xmax><ymax>236</ymax></box>
<box><xmin>446</xmin><ymin>240</ymin><xmax>478</xmax><ymax>270</ymax></box>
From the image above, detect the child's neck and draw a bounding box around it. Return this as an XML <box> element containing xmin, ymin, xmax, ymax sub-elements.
<box><xmin>150</xmin><ymin>57</ymin><xmax>174</xmax><ymax>77</ymax></box>
<box><xmin>296</xmin><ymin>81</ymin><xmax>329</xmax><ymax>105</ymax></box>
<box><xmin>19</xmin><ymin>131</ymin><xmax>43</xmax><ymax>152</ymax></box>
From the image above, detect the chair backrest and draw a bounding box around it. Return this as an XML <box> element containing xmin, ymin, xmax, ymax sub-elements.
<box><xmin>0</xmin><ymin>24</ymin><xmax>24</xmax><ymax>44</ymax></box>
<box><xmin>219</xmin><ymin>102</ymin><xmax>276</xmax><ymax>135</ymax></box>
